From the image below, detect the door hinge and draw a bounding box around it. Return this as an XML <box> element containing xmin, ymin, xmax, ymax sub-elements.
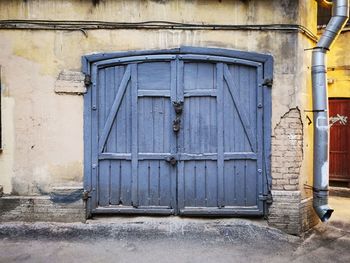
<box><xmin>259</xmin><ymin>193</ymin><xmax>273</xmax><ymax>204</ymax></box>
<box><xmin>263</xmin><ymin>78</ymin><xmax>273</xmax><ymax>87</ymax></box>
<box><xmin>82</xmin><ymin>190</ymin><xmax>92</xmax><ymax>201</ymax></box>
<box><xmin>84</xmin><ymin>74</ymin><xmax>92</xmax><ymax>87</ymax></box>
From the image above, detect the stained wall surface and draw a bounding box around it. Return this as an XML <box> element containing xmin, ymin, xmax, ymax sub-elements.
<box><xmin>0</xmin><ymin>0</ymin><xmax>317</xmax><ymax>231</ymax></box>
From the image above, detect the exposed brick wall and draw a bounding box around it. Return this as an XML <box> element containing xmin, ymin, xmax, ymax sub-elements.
<box><xmin>268</xmin><ymin>108</ymin><xmax>318</xmax><ymax>235</ymax></box>
<box><xmin>268</xmin><ymin>190</ymin><xmax>301</xmax><ymax>234</ymax></box>
<box><xmin>268</xmin><ymin>192</ymin><xmax>319</xmax><ymax>235</ymax></box>
<box><xmin>300</xmin><ymin>197</ymin><xmax>319</xmax><ymax>232</ymax></box>
<box><xmin>271</xmin><ymin>108</ymin><xmax>303</xmax><ymax>191</ymax></box>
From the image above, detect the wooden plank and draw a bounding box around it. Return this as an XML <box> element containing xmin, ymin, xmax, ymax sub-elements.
<box><xmin>159</xmin><ymin>161</ymin><xmax>171</xmax><ymax>207</ymax></box>
<box><xmin>177</xmin><ymin>160</ymin><xmax>185</xmax><ymax>210</ymax></box>
<box><xmin>206</xmin><ymin>161</ymin><xmax>218</xmax><ymax>207</ymax></box>
<box><xmin>83</xmin><ymin>62</ymin><xmax>93</xmax><ymax>215</ymax></box>
<box><xmin>94</xmin><ymin>207</ymin><xmax>174</xmax><ymax>215</ymax></box>
<box><xmin>110</xmin><ymin>160</ymin><xmax>120</xmax><ymax>205</ymax></box>
<box><xmin>98</xmin><ymin>160</ymin><xmax>110</xmax><ymax>206</ymax></box>
<box><xmin>105</xmin><ymin>67</ymin><xmax>116</xmax><ymax>153</ymax></box>
<box><xmin>90</xmin><ymin>64</ymin><xmax>99</xmax><ymax>210</ymax></box>
<box><xmin>131</xmin><ymin>64</ymin><xmax>139</xmax><ymax>207</ymax></box>
<box><xmin>224</xmin><ymin>160</ymin><xmax>235</xmax><ymax>205</ymax></box>
<box><xmin>170</xmin><ymin>60</ymin><xmax>177</xmax><ymax>210</ymax></box>
<box><xmin>176</xmin><ymin>59</ymin><xmax>184</xmax><ymax>212</ymax></box>
<box><xmin>257</xmin><ymin>66</ymin><xmax>265</xmax><ymax>212</ymax></box>
<box><xmin>184</xmin><ymin>161</ymin><xmax>196</xmax><ymax>207</ymax></box>
<box><xmin>153</xmin><ymin>98</ymin><xmax>164</xmax><ymax>153</ymax></box>
<box><xmin>149</xmin><ymin>161</ymin><xmax>160</xmax><ymax>205</ymax></box>
<box><xmin>235</xmin><ymin>160</ymin><xmax>246</xmax><ymax>206</ymax></box>
<box><xmin>178</xmin><ymin>54</ymin><xmax>261</xmax><ymax>67</ymax></box>
<box><xmin>98</xmin><ymin>65</ymin><xmax>131</xmax><ymax>153</ymax></box>
<box><xmin>217</xmin><ymin>63</ymin><xmax>224</xmax><ymax>207</ymax></box>
<box><xmin>137</xmin><ymin>161</ymin><xmax>149</xmax><ymax>207</ymax></box>
<box><xmin>224</xmin><ymin>65</ymin><xmax>257</xmax><ymax>152</ymax></box>
<box><xmin>184</xmin><ymin>90</ymin><xmax>217</xmax><ymax>97</ymax></box>
<box><xmin>195</xmin><ymin>161</ymin><xmax>206</xmax><ymax>207</ymax></box>
<box><xmin>99</xmin><ymin>153</ymin><xmax>132</xmax><ymax>160</ymax></box>
<box><xmin>246</xmin><ymin>160</ymin><xmax>257</xmax><ymax>206</ymax></box>
<box><xmin>179</xmin><ymin>207</ymin><xmax>261</xmax><ymax>216</ymax></box>
<box><xmin>100</xmin><ymin>152</ymin><xmax>258</xmax><ymax>161</ymax></box>
<box><xmin>115</xmin><ymin>66</ymin><xmax>128</xmax><ymax>153</ymax></box>
<box><xmin>138</xmin><ymin>90</ymin><xmax>171</xmax><ymax>97</ymax></box>
<box><xmin>96</xmin><ymin>55</ymin><xmax>176</xmax><ymax>69</ymax></box>
<box><xmin>120</xmin><ymin>161</ymin><xmax>132</xmax><ymax>206</ymax></box>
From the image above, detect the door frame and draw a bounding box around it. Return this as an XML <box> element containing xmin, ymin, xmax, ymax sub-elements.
<box><xmin>82</xmin><ymin>46</ymin><xmax>273</xmax><ymax>218</ymax></box>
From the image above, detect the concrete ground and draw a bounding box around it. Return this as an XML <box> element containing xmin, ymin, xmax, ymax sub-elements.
<box><xmin>0</xmin><ymin>196</ymin><xmax>349</xmax><ymax>263</ymax></box>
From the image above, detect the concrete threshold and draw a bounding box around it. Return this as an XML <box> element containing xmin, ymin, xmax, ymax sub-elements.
<box><xmin>329</xmin><ymin>186</ymin><xmax>350</xmax><ymax>198</ymax></box>
<box><xmin>0</xmin><ymin>216</ymin><xmax>299</xmax><ymax>245</ymax></box>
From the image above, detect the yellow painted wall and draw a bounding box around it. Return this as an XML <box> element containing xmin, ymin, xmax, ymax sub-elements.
<box><xmin>0</xmin><ymin>0</ymin><xmax>317</xmax><ymax>195</ymax></box>
<box><xmin>327</xmin><ymin>30</ymin><xmax>350</xmax><ymax>98</ymax></box>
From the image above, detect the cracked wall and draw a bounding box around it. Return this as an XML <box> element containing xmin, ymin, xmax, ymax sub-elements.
<box><xmin>271</xmin><ymin>108</ymin><xmax>303</xmax><ymax>191</ymax></box>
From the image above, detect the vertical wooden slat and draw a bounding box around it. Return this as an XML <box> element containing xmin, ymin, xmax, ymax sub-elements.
<box><xmin>110</xmin><ymin>160</ymin><xmax>120</xmax><ymax>205</ymax></box>
<box><xmin>206</xmin><ymin>161</ymin><xmax>217</xmax><ymax>207</ymax></box>
<box><xmin>217</xmin><ymin>63</ymin><xmax>224</xmax><ymax>207</ymax></box>
<box><xmin>159</xmin><ymin>161</ymin><xmax>171</xmax><ymax>206</ymax></box>
<box><xmin>257</xmin><ymin>66</ymin><xmax>264</xmax><ymax>210</ymax></box>
<box><xmin>176</xmin><ymin>59</ymin><xmax>185</xmax><ymax>211</ymax></box>
<box><xmin>131</xmin><ymin>64</ymin><xmax>139</xmax><ymax>207</ymax></box>
<box><xmin>120</xmin><ymin>160</ymin><xmax>132</xmax><ymax>205</ymax></box>
<box><xmin>195</xmin><ymin>161</ymin><xmax>206</xmax><ymax>207</ymax></box>
<box><xmin>98</xmin><ymin>67</ymin><xmax>111</xmax><ymax>206</ymax></box>
<box><xmin>149</xmin><ymin>161</ymin><xmax>160</xmax><ymax>205</ymax></box>
<box><xmin>84</xmin><ymin>62</ymin><xmax>93</xmax><ymax>214</ymax></box>
<box><xmin>224</xmin><ymin>160</ymin><xmax>235</xmax><ymax>205</ymax></box>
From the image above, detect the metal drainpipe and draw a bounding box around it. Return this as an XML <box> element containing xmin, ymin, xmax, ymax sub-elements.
<box><xmin>312</xmin><ymin>0</ymin><xmax>349</xmax><ymax>222</ymax></box>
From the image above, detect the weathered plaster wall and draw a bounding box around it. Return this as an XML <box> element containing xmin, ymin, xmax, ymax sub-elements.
<box><xmin>0</xmin><ymin>0</ymin><xmax>300</xmax><ymax>24</ymax></box>
<box><xmin>327</xmin><ymin>30</ymin><xmax>350</xmax><ymax>98</ymax></box>
<box><xmin>0</xmin><ymin>0</ymin><xmax>319</xmax><ymax>231</ymax></box>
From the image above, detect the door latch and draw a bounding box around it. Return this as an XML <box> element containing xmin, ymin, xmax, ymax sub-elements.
<box><xmin>165</xmin><ymin>156</ymin><xmax>177</xmax><ymax>166</ymax></box>
<box><xmin>173</xmin><ymin>101</ymin><xmax>183</xmax><ymax>115</ymax></box>
<box><xmin>173</xmin><ymin>117</ymin><xmax>181</xmax><ymax>132</ymax></box>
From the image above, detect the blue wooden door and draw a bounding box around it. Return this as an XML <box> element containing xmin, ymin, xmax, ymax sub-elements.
<box><xmin>85</xmin><ymin>49</ymin><xmax>269</xmax><ymax>216</ymax></box>
<box><xmin>177</xmin><ymin>56</ymin><xmax>263</xmax><ymax>215</ymax></box>
<box><xmin>94</xmin><ymin>57</ymin><xmax>177</xmax><ymax>214</ymax></box>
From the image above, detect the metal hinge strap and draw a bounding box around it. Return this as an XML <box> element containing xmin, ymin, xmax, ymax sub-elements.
<box><xmin>263</xmin><ymin>78</ymin><xmax>273</xmax><ymax>87</ymax></box>
<box><xmin>82</xmin><ymin>190</ymin><xmax>91</xmax><ymax>200</ymax></box>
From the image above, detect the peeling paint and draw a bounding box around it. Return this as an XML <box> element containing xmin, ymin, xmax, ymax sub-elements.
<box><xmin>320</xmin><ymin>162</ymin><xmax>329</xmax><ymax>188</ymax></box>
<box><xmin>316</xmin><ymin>116</ymin><xmax>328</xmax><ymax>130</ymax></box>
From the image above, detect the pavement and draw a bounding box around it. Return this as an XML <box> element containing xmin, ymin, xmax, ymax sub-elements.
<box><xmin>0</xmin><ymin>196</ymin><xmax>349</xmax><ymax>263</ymax></box>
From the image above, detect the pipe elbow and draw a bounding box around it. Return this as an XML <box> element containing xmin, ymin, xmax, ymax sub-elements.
<box><xmin>313</xmin><ymin>204</ymin><xmax>334</xmax><ymax>222</ymax></box>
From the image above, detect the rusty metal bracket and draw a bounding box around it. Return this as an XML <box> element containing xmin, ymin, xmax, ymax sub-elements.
<box><xmin>84</xmin><ymin>74</ymin><xmax>92</xmax><ymax>87</ymax></box>
<box><xmin>173</xmin><ymin>101</ymin><xmax>184</xmax><ymax>114</ymax></box>
<box><xmin>82</xmin><ymin>190</ymin><xmax>91</xmax><ymax>201</ymax></box>
<box><xmin>263</xmin><ymin>78</ymin><xmax>273</xmax><ymax>87</ymax></box>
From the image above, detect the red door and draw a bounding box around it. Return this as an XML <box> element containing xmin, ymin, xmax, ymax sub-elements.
<box><xmin>329</xmin><ymin>99</ymin><xmax>350</xmax><ymax>185</ymax></box>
